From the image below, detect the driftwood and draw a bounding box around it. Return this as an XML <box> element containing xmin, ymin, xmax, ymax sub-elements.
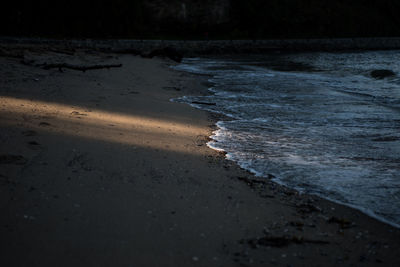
<box><xmin>20</xmin><ymin>59</ymin><xmax>123</xmax><ymax>72</ymax></box>
<box><xmin>41</xmin><ymin>63</ymin><xmax>123</xmax><ymax>72</ymax></box>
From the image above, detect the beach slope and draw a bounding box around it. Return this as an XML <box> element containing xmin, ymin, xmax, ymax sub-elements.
<box><xmin>0</xmin><ymin>46</ymin><xmax>399</xmax><ymax>266</ymax></box>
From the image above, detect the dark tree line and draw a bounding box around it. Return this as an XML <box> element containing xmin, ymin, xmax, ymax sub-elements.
<box><xmin>229</xmin><ymin>0</ymin><xmax>400</xmax><ymax>39</ymax></box>
<box><xmin>1</xmin><ymin>1</ymin><xmax>146</xmax><ymax>38</ymax></box>
<box><xmin>1</xmin><ymin>0</ymin><xmax>400</xmax><ymax>39</ymax></box>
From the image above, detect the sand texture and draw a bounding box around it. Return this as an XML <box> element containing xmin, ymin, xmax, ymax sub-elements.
<box><xmin>0</xmin><ymin>45</ymin><xmax>399</xmax><ymax>266</ymax></box>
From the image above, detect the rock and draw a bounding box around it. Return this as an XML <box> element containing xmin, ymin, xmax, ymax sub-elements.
<box><xmin>327</xmin><ymin>216</ymin><xmax>355</xmax><ymax>229</ymax></box>
<box><xmin>370</xmin><ymin>69</ymin><xmax>396</xmax><ymax>79</ymax></box>
<box><xmin>191</xmin><ymin>101</ymin><xmax>216</xmax><ymax>106</ymax></box>
<box><xmin>296</xmin><ymin>203</ymin><xmax>322</xmax><ymax>214</ymax></box>
<box><xmin>237</xmin><ymin>176</ymin><xmax>268</xmax><ymax>187</ymax></box>
<box><xmin>163</xmin><ymin>86</ymin><xmax>181</xmax><ymax>91</ymax></box>
<box><xmin>289</xmin><ymin>221</ymin><xmax>304</xmax><ymax>228</ymax></box>
<box><xmin>245</xmin><ymin>235</ymin><xmax>330</xmax><ymax>248</ymax></box>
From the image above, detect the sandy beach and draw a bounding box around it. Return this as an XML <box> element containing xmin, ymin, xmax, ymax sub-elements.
<box><xmin>1</xmin><ymin>44</ymin><xmax>399</xmax><ymax>266</ymax></box>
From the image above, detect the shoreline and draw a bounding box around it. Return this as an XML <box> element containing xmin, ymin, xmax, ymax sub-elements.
<box><xmin>2</xmin><ymin>37</ymin><xmax>400</xmax><ymax>56</ymax></box>
<box><xmin>206</xmin><ymin>117</ymin><xmax>400</xmax><ymax>229</ymax></box>
<box><xmin>175</xmin><ymin>55</ymin><xmax>400</xmax><ymax>230</ymax></box>
<box><xmin>1</xmin><ymin>44</ymin><xmax>400</xmax><ymax>266</ymax></box>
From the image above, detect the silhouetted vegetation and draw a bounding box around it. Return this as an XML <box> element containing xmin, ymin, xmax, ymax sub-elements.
<box><xmin>2</xmin><ymin>0</ymin><xmax>400</xmax><ymax>39</ymax></box>
<box><xmin>229</xmin><ymin>0</ymin><xmax>400</xmax><ymax>39</ymax></box>
<box><xmin>1</xmin><ymin>1</ymin><xmax>145</xmax><ymax>38</ymax></box>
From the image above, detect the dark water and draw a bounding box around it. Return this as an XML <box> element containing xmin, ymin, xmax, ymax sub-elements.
<box><xmin>174</xmin><ymin>51</ymin><xmax>400</xmax><ymax>227</ymax></box>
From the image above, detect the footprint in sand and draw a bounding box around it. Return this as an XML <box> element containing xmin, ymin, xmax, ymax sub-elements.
<box><xmin>22</xmin><ymin>130</ymin><xmax>37</xmax><ymax>137</ymax></box>
<box><xmin>28</xmin><ymin>141</ymin><xmax>40</xmax><ymax>146</ymax></box>
<box><xmin>0</xmin><ymin>174</ymin><xmax>17</xmax><ymax>187</ymax></box>
<box><xmin>27</xmin><ymin>141</ymin><xmax>41</xmax><ymax>150</ymax></box>
<box><xmin>67</xmin><ymin>152</ymin><xmax>92</xmax><ymax>172</ymax></box>
<box><xmin>120</xmin><ymin>90</ymin><xmax>140</xmax><ymax>96</ymax></box>
<box><xmin>70</xmin><ymin>111</ymin><xmax>88</xmax><ymax>119</ymax></box>
<box><xmin>71</xmin><ymin>111</ymin><xmax>87</xmax><ymax>116</ymax></box>
<box><xmin>39</xmin><ymin>122</ymin><xmax>51</xmax><ymax>127</ymax></box>
<box><xmin>0</xmin><ymin>154</ymin><xmax>27</xmax><ymax>165</ymax></box>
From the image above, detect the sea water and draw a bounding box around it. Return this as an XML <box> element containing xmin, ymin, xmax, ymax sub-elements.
<box><xmin>174</xmin><ymin>51</ymin><xmax>400</xmax><ymax>227</ymax></box>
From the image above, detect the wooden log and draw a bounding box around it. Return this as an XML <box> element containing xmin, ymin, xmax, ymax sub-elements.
<box><xmin>41</xmin><ymin>63</ymin><xmax>122</xmax><ymax>72</ymax></box>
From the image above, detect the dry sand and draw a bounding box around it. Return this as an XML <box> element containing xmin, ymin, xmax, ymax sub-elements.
<box><xmin>0</xmin><ymin>45</ymin><xmax>399</xmax><ymax>266</ymax></box>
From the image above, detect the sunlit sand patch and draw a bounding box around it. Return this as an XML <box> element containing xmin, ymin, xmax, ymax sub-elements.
<box><xmin>0</xmin><ymin>96</ymin><xmax>205</xmax><ymax>154</ymax></box>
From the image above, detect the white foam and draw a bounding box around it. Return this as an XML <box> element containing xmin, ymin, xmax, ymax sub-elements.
<box><xmin>174</xmin><ymin>53</ymin><xmax>400</xmax><ymax>227</ymax></box>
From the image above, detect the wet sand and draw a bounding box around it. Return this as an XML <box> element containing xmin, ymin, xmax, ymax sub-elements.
<box><xmin>0</xmin><ymin>45</ymin><xmax>399</xmax><ymax>266</ymax></box>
